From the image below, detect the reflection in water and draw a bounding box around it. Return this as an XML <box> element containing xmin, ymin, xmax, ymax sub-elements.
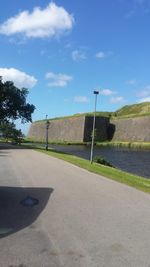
<box><xmin>49</xmin><ymin>144</ymin><xmax>150</xmax><ymax>179</ymax></box>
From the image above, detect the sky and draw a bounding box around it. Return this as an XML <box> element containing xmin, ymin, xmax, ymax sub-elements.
<box><xmin>0</xmin><ymin>0</ymin><xmax>150</xmax><ymax>134</ymax></box>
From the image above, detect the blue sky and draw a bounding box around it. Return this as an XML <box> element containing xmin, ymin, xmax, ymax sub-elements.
<box><xmin>0</xmin><ymin>0</ymin><xmax>150</xmax><ymax>133</ymax></box>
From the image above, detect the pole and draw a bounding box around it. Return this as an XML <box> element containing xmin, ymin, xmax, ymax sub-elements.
<box><xmin>90</xmin><ymin>91</ymin><xmax>99</xmax><ymax>163</ymax></box>
<box><xmin>45</xmin><ymin>114</ymin><xmax>49</xmax><ymax>151</ymax></box>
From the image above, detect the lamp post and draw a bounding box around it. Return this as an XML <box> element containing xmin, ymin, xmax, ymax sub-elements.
<box><xmin>45</xmin><ymin>114</ymin><xmax>50</xmax><ymax>151</ymax></box>
<box><xmin>90</xmin><ymin>90</ymin><xmax>99</xmax><ymax>164</ymax></box>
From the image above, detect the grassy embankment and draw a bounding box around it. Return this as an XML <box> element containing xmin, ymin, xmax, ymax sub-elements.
<box><xmin>23</xmin><ymin>144</ymin><xmax>150</xmax><ymax>194</ymax></box>
<box><xmin>24</xmin><ymin>137</ymin><xmax>150</xmax><ymax>149</ymax></box>
<box><xmin>23</xmin><ymin>137</ymin><xmax>86</xmax><ymax>145</ymax></box>
<box><xmin>96</xmin><ymin>141</ymin><xmax>150</xmax><ymax>149</ymax></box>
<box><xmin>112</xmin><ymin>101</ymin><xmax>150</xmax><ymax>118</ymax></box>
<box><xmin>35</xmin><ymin>102</ymin><xmax>150</xmax><ymax>123</ymax></box>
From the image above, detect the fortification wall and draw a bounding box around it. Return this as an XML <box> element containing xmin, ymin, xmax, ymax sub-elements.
<box><xmin>28</xmin><ymin>115</ymin><xmax>150</xmax><ymax>142</ymax></box>
<box><xmin>28</xmin><ymin>116</ymin><xmax>86</xmax><ymax>142</ymax></box>
<box><xmin>28</xmin><ymin>121</ymin><xmax>46</xmax><ymax>142</ymax></box>
<box><xmin>27</xmin><ymin>116</ymin><xmax>109</xmax><ymax>142</ymax></box>
<box><xmin>84</xmin><ymin>116</ymin><xmax>109</xmax><ymax>142</ymax></box>
<box><xmin>109</xmin><ymin>116</ymin><xmax>150</xmax><ymax>142</ymax></box>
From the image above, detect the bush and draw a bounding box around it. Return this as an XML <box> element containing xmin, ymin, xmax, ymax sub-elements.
<box><xmin>94</xmin><ymin>156</ymin><xmax>115</xmax><ymax>167</ymax></box>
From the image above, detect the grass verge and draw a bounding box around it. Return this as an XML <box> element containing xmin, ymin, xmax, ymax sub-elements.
<box><xmin>23</xmin><ymin>138</ymin><xmax>86</xmax><ymax>145</ymax></box>
<box><xmin>24</xmin><ymin>144</ymin><xmax>150</xmax><ymax>194</ymax></box>
<box><xmin>24</xmin><ymin>138</ymin><xmax>150</xmax><ymax>149</ymax></box>
<box><xmin>96</xmin><ymin>141</ymin><xmax>150</xmax><ymax>149</ymax></box>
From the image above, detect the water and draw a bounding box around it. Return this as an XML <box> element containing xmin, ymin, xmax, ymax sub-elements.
<box><xmin>48</xmin><ymin>144</ymin><xmax>150</xmax><ymax>179</ymax></box>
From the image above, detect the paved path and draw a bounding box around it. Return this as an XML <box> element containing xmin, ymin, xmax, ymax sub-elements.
<box><xmin>0</xmin><ymin>144</ymin><xmax>150</xmax><ymax>267</ymax></box>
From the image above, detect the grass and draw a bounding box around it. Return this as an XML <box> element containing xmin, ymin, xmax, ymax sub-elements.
<box><xmin>34</xmin><ymin>111</ymin><xmax>150</xmax><ymax>123</ymax></box>
<box><xmin>111</xmin><ymin>112</ymin><xmax>150</xmax><ymax>120</ymax></box>
<box><xmin>34</xmin><ymin>102</ymin><xmax>150</xmax><ymax>123</ymax></box>
<box><xmin>23</xmin><ymin>137</ymin><xmax>86</xmax><ymax>145</ymax></box>
<box><xmin>115</xmin><ymin>102</ymin><xmax>150</xmax><ymax>117</ymax></box>
<box><xmin>23</xmin><ymin>144</ymin><xmax>150</xmax><ymax>194</ymax></box>
<box><xmin>34</xmin><ymin>111</ymin><xmax>112</xmax><ymax>123</ymax></box>
<box><xmin>24</xmin><ymin>138</ymin><xmax>150</xmax><ymax>149</ymax></box>
<box><xmin>96</xmin><ymin>141</ymin><xmax>150</xmax><ymax>149</ymax></box>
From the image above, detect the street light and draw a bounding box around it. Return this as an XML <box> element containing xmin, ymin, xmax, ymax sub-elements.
<box><xmin>45</xmin><ymin>114</ymin><xmax>50</xmax><ymax>151</ymax></box>
<box><xmin>90</xmin><ymin>90</ymin><xmax>99</xmax><ymax>164</ymax></box>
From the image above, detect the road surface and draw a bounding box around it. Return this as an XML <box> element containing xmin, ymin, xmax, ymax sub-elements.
<box><xmin>0</xmin><ymin>143</ymin><xmax>150</xmax><ymax>267</ymax></box>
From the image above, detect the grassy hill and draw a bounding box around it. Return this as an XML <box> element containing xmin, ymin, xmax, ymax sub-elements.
<box><xmin>35</xmin><ymin>102</ymin><xmax>150</xmax><ymax>123</ymax></box>
<box><xmin>114</xmin><ymin>102</ymin><xmax>150</xmax><ymax>119</ymax></box>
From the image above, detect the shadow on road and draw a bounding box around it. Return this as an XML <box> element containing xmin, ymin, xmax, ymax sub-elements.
<box><xmin>0</xmin><ymin>186</ymin><xmax>54</xmax><ymax>238</ymax></box>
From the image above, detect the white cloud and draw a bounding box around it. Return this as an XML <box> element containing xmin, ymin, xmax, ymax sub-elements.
<box><xmin>110</xmin><ymin>96</ymin><xmax>124</xmax><ymax>104</ymax></box>
<box><xmin>0</xmin><ymin>67</ymin><xmax>37</xmax><ymax>88</ymax></box>
<box><xmin>96</xmin><ymin>51</ymin><xmax>106</xmax><ymax>59</ymax></box>
<box><xmin>74</xmin><ymin>96</ymin><xmax>89</xmax><ymax>103</ymax></box>
<box><xmin>72</xmin><ymin>50</ymin><xmax>87</xmax><ymax>62</ymax></box>
<box><xmin>100</xmin><ymin>89</ymin><xmax>116</xmax><ymax>96</ymax></box>
<box><xmin>45</xmin><ymin>71</ymin><xmax>73</xmax><ymax>87</ymax></box>
<box><xmin>0</xmin><ymin>2</ymin><xmax>74</xmax><ymax>38</ymax></box>
<box><xmin>95</xmin><ymin>51</ymin><xmax>113</xmax><ymax>59</ymax></box>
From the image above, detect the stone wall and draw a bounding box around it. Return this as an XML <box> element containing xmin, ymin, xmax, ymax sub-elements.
<box><xmin>84</xmin><ymin>116</ymin><xmax>109</xmax><ymax>142</ymax></box>
<box><xmin>27</xmin><ymin>116</ymin><xmax>109</xmax><ymax>142</ymax></box>
<box><xmin>28</xmin><ymin>116</ymin><xmax>85</xmax><ymax>142</ymax></box>
<box><xmin>28</xmin><ymin>115</ymin><xmax>150</xmax><ymax>142</ymax></box>
<box><xmin>109</xmin><ymin>116</ymin><xmax>150</xmax><ymax>142</ymax></box>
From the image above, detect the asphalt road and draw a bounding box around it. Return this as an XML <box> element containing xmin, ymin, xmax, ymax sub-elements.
<box><xmin>1</xmin><ymin>144</ymin><xmax>150</xmax><ymax>267</ymax></box>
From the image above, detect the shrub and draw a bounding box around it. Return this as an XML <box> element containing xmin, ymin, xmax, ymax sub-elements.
<box><xmin>94</xmin><ymin>156</ymin><xmax>115</xmax><ymax>167</ymax></box>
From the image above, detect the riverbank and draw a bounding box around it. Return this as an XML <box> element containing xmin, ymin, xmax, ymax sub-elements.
<box><xmin>96</xmin><ymin>141</ymin><xmax>150</xmax><ymax>149</ymax></box>
<box><xmin>24</xmin><ymin>138</ymin><xmax>150</xmax><ymax>149</ymax></box>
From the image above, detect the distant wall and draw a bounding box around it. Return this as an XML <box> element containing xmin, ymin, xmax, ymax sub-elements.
<box><xmin>28</xmin><ymin>115</ymin><xmax>150</xmax><ymax>143</ymax></box>
<box><xmin>109</xmin><ymin>116</ymin><xmax>150</xmax><ymax>142</ymax></box>
<box><xmin>27</xmin><ymin>116</ymin><xmax>109</xmax><ymax>142</ymax></box>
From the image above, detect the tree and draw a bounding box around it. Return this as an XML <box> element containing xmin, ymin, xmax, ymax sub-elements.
<box><xmin>0</xmin><ymin>121</ymin><xmax>24</xmax><ymax>144</ymax></box>
<box><xmin>0</xmin><ymin>77</ymin><xmax>35</xmax><ymax>123</ymax></box>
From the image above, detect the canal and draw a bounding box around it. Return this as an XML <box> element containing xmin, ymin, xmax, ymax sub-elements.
<box><xmin>48</xmin><ymin>144</ymin><xmax>150</xmax><ymax>179</ymax></box>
